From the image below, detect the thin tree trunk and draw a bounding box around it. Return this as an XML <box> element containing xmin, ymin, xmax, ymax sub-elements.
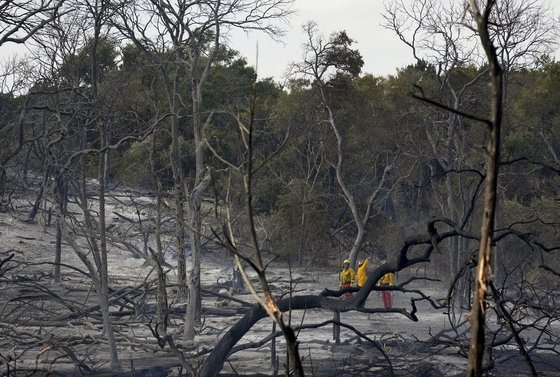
<box><xmin>185</xmin><ymin>82</ymin><xmax>206</xmax><ymax>340</ymax></box>
<box><xmin>54</xmin><ymin>220</ymin><xmax>62</xmax><ymax>282</ymax></box>
<box><xmin>99</xmin><ymin>123</ymin><xmax>109</xmax><ymax>303</ymax></box>
<box><xmin>319</xmin><ymin>83</ymin><xmax>367</xmax><ymax>268</ymax></box>
<box><xmin>0</xmin><ymin>168</ymin><xmax>6</xmax><ymax>200</ymax></box>
<box><xmin>168</xmin><ymin>69</ymin><xmax>187</xmax><ymax>300</ymax></box>
<box><xmin>298</xmin><ymin>210</ymin><xmax>306</xmax><ymax>267</ymax></box>
<box><xmin>333</xmin><ymin>311</ymin><xmax>340</xmax><ymax>344</ymax></box>
<box><xmin>467</xmin><ymin>1</ymin><xmax>503</xmax><ymax>375</ymax></box>
<box><xmin>152</xmin><ymin>132</ymin><xmax>168</xmax><ymax>332</ymax></box>
<box><xmin>62</xmin><ymin>226</ymin><xmax>121</xmax><ymax>370</ymax></box>
<box><xmin>317</xmin><ymin>82</ymin><xmax>391</xmax><ymax>269</ymax></box>
<box><xmin>27</xmin><ymin>167</ymin><xmax>49</xmax><ymax>223</ymax></box>
<box><xmin>184</xmin><ymin>200</ymin><xmax>201</xmax><ymax>340</ymax></box>
<box><xmin>53</xmin><ymin>175</ymin><xmax>67</xmax><ymax>282</ymax></box>
<box><xmin>271</xmin><ymin>321</ymin><xmax>278</xmax><ymax>374</ymax></box>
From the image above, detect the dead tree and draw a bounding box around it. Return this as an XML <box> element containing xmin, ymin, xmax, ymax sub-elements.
<box><xmin>0</xmin><ymin>59</ymin><xmax>34</xmax><ymax>206</ymax></box>
<box><xmin>291</xmin><ymin>23</ymin><xmax>409</xmax><ymax>269</ymax></box>
<box><xmin>204</xmin><ymin>81</ymin><xmax>305</xmax><ymax>374</ymax></box>
<box><xmin>465</xmin><ymin>1</ymin><xmax>503</xmax><ymax>375</ymax></box>
<box><xmin>150</xmin><ymin>129</ymin><xmax>170</xmax><ymax>333</ymax></box>
<box><xmin>384</xmin><ymin>0</ymin><xmax>559</xmax><ymax>313</ymax></box>
<box><xmin>59</xmin><ymin>208</ymin><xmax>122</xmax><ymax>370</ymax></box>
<box><xmin>0</xmin><ymin>0</ymin><xmax>64</xmax><ymax>46</ymax></box>
<box><xmin>113</xmin><ymin>0</ymin><xmax>294</xmax><ymax>341</ymax></box>
<box><xmin>385</xmin><ymin>0</ymin><xmax>483</xmax><ymax>296</ymax></box>
<box><xmin>200</xmin><ymin>216</ymin><xmax>465</xmax><ymax>376</ymax></box>
<box><xmin>394</xmin><ymin>0</ymin><xmax>503</xmax><ymax>371</ymax></box>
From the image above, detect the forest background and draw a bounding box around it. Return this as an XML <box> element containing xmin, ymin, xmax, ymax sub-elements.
<box><xmin>1</xmin><ymin>0</ymin><xmax>560</xmax><ymax>376</ymax></box>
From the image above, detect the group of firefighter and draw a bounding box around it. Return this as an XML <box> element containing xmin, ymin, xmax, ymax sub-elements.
<box><xmin>339</xmin><ymin>257</ymin><xmax>394</xmax><ymax>308</ymax></box>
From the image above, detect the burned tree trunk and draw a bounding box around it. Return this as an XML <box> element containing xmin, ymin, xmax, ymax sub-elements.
<box><xmin>53</xmin><ymin>173</ymin><xmax>68</xmax><ymax>282</ymax></box>
<box><xmin>467</xmin><ymin>1</ymin><xmax>504</xmax><ymax>376</ymax></box>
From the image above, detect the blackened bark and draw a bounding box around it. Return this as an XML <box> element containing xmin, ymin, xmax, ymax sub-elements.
<box><xmin>467</xmin><ymin>1</ymin><xmax>503</xmax><ymax>376</ymax></box>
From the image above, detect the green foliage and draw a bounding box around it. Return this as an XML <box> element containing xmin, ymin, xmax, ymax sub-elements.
<box><xmin>5</xmin><ymin>20</ymin><xmax>558</xmax><ymax>274</ymax></box>
<box><xmin>509</xmin><ymin>60</ymin><xmax>560</xmax><ymax>160</ymax></box>
<box><xmin>253</xmin><ymin>179</ymin><xmax>283</xmax><ymax>214</ymax></box>
<box><xmin>499</xmin><ymin>195</ymin><xmax>560</xmax><ymax>285</ymax></box>
<box><xmin>325</xmin><ymin>31</ymin><xmax>364</xmax><ymax>77</ymax></box>
<box><xmin>265</xmin><ymin>179</ymin><xmax>332</xmax><ymax>261</ymax></box>
<box><xmin>57</xmin><ymin>37</ymin><xmax>118</xmax><ymax>85</ymax></box>
<box><xmin>117</xmin><ymin>137</ymin><xmax>165</xmax><ymax>188</ymax></box>
<box><xmin>204</xmin><ymin>55</ymin><xmax>257</xmax><ymax>109</ymax></box>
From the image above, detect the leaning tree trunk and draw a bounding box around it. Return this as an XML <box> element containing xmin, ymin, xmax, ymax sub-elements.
<box><xmin>467</xmin><ymin>1</ymin><xmax>503</xmax><ymax>375</ymax></box>
<box><xmin>319</xmin><ymin>84</ymin><xmax>367</xmax><ymax>269</ymax></box>
<box><xmin>63</xmin><ymin>227</ymin><xmax>121</xmax><ymax>370</ymax></box>
<box><xmin>26</xmin><ymin>165</ymin><xmax>49</xmax><ymax>223</ymax></box>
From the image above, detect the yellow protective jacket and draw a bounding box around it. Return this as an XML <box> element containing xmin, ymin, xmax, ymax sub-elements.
<box><xmin>340</xmin><ymin>268</ymin><xmax>355</xmax><ymax>287</ymax></box>
<box><xmin>356</xmin><ymin>258</ymin><xmax>369</xmax><ymax>287</ymax></box>
<box><xmin>378</xmin><ymin>272</ymin><xmax>394</xmax><ymax>286</ymax></box>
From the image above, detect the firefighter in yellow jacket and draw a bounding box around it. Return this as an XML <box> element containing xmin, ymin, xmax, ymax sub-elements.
<box><xmin>340</xmin><ymin>259</ymin><xmax>355</xmax><ymax>300</ymax></box>
<box><xmin>356</xmin><ymin>258</ymin><xmax>370</xmax><ymax>287</ymax></box>
<box><xmin>378</xmin><ymin>263</ymin><xmax>394</xmax><ymax>308</ymax></box>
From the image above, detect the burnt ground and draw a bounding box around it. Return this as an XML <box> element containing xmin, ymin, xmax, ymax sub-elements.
<box><xmin>1</xmin><ymin>206</ymin><xmax>559</xmax><ymax>377</ymax></box>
